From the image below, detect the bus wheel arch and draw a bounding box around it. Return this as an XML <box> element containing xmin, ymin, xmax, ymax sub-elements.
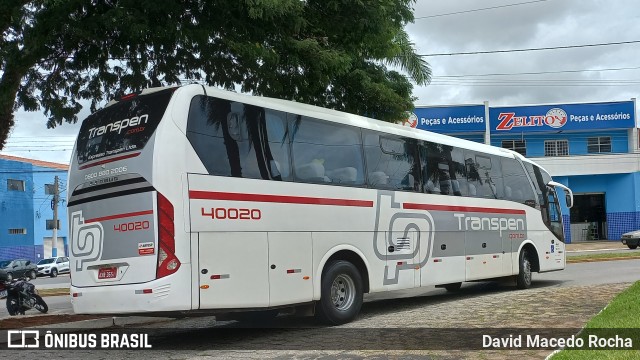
<box><xmin>516</xmin><ymin>242</ymin><xmax>540</xmax><ymax>289</ymax></box>
<box><xmin>315</xmin><ymin>247</ymin><xmax>371</xmax><ymax>299</ymax></box>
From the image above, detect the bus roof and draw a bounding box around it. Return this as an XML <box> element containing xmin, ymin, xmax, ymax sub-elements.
<box><xmin>116</xmin><ymin>84</ymin><xmax>523</xmax><ymax>160</ymax></box>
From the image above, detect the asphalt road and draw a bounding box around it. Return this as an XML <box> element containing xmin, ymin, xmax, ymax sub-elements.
<box><xmin>30</xmin><ymin>273</ymin><xmax>71</xmax><ymax>289</ymax></box>
<box><xmin>1</xmin><ymin>259</ymin><xmax>638</xmax><ymax>359</ymax></box>
<box><xmin>1</xmin><ymin>259</ymin><xmax>637</xmax><ymax>318</ymax></box>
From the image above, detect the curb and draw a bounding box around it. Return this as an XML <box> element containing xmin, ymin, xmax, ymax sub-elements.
<box><xmin>38</xmin><ymin>289</ymin><xmax>70</xmax><ymax>297</ymax></box>
<box><xmin>567</xmin><ymin>255</ymin><xmax>640</xmax><ymax>264</ymax></box>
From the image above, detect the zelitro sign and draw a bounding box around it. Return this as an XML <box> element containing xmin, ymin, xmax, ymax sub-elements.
<box><xmin>489</xmin><ymin>101</ymin><xmax>635</xmax><ymax>133</ymax></box>
<box><xmin>404</xmin><ymin>105</ymin><xmax>486</xmax><ymax>133</ymax></box>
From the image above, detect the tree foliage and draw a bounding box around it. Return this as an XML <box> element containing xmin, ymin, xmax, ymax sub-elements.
<box><xmin>0</xmin><ymin>0</ymin><xmax>431</xmax><ymax>149</ymax></box>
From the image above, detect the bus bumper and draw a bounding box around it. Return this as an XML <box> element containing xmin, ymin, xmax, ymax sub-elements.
<box><xmin>70</xmin><ymin>274</ymin><xmax>192</xmax><ymax>314</ymax></box>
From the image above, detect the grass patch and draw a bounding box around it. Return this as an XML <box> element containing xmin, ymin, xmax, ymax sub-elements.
<box><xmin>550</xmin><ymin>281</ymin><xmax>640</xmax><ymax>359</ymax></box>
<box><xmin>567</xmin><ymin>252</ymin><xmax>640</xmax><ymax>263</ymax></box>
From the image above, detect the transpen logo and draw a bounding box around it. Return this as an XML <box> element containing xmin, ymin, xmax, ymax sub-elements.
<box><xmin>70</xmin><ymin>211</ymin><xmax>104</xmax><ymax>271</ymax></box>
<box><xmin>88</xmin><ymin>114</ymin><xmax>149</xmax><ymax>139</ymax></box>
<box><xmin>402</xmin><ymin>113</ymin><xmax>418</xmax><ymax>128</ymax></box>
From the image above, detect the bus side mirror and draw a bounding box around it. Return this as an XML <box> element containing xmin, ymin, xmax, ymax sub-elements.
<box><xmin>566</xmin><ymin>194</ymin><xmax>573</xmax><ymax>209</ymax></box>
<box><xmin>548</xmin><ymin>181</ymin><xmax>573</xmax><ymax>209</ymax></box>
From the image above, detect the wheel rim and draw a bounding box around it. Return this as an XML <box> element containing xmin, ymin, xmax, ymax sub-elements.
<box><xmin>330</xmin><ymin>274</ymin><xmax>356</xmax><ymax>311</ymax></box>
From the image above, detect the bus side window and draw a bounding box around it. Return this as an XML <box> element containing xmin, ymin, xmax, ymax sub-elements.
<box><xmin>422</xmin><ymin>142</ymin><xmax>466</xmax><ymax>196</ymax></box>
<box><xmin>290</xmin><ymin>116</ymin><xmax>365</xmax><ymax>186</ymax></box>
<box><xmin>363</xmin><ymin>131</ymin><xmax>420</xmax><ymax>192</ymax></box>
<box><xmin>523</xmin><ymin>162</ymin><xmax>544</xmax><ymax>209</ymax></box>
<box><xmin>186</xmin><ymin>96</ymin><xmax>291</xmax><ymax>181</ymax></box>
<box><xmin>501</xmin><ymin>158</ymin><xmax>536</xmax><ymax>205</ymax></box>
<box><xmin>465</xmin><ymin>152</ymin><xmax>504</xmax><ymax>199</ymax></box>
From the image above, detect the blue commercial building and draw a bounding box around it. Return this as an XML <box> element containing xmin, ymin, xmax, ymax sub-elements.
<box><xmin>408</xmin><ymin>99</ymin><xmax>638</xmax><ymax>243</ymax></box>
<box><xmin>0</xmin><ymin>154</ymin><xmax>69</xmax><ymax>262</ymax></box>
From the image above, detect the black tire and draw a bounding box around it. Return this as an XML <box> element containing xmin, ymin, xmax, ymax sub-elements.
<box><xmin>6</xmin><ymin>295</ymin><xmax>20</xmax><ymax>316</ymax></box>
<box><xmin>316</xmin><ymin>260</ymin><xmax>363</xmax><ymax>325</ymax></box>
<box><xmin>516</xmin><ymin>249</ymin><xmax>533</xmax><ymax>289</ymax></box>
<box><xmin>28</xmin><ymin>270</ymin><xmax>36</xmax><ymax>280</ymax></box>
<box><xmin>50</xmin><ymin>268</ymin><xmax>58</xmax><ymax>278</ymax></box>
<box><xmin>628</xmin><ymin>244</ymin><xmax>638</xmax><ymax>250</ymax></box>
<box><xmin>33</xmin><ymin>294</ymin><xmax>48</xmax><ymax>314</ymax></box>
<box><xmin>6</xmin><ymin>272</ymin><xmax>12</xmax><ymax>282</ymax></box>
<box><xmin>444</xmin><ymin>282</ymin><xmax>462</xmax><ymax>292</ymax></box>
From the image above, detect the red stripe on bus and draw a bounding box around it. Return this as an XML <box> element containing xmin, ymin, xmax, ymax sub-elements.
<box><xmin>86</xmin><ymin>210</ymin><xmax>154</xmax><ymax>223</ymax></box>
<box><xmin>189</xmin><ymin>191</ymin><xmax>374</xmax><ymax>208</ymax></box>
<box><xmin>78</xmin><ymin>152</ymin><xmax>141</xmax><ymax>170</ymax></box>
<box><xmin>403</xmin><ymin>203</ymin><xmax>526</xmax><ymax>215</ymax></box>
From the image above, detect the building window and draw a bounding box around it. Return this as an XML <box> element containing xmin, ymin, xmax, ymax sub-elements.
<box><xmin>587</xmin><ymin>136</ymin><xmax>611</xmax><ymax>153</ymax></box>
<box><xmin>501</xmin><ymin>140</ymin><xmax>526</xmax><ymax>156</ymax></box>
<box><xmin>45</xmin><ymin>184</ymin><xmax>56</xmax><ymax>195</ymax></box>
<box><xmin>544</xmin><ymin>140</ymin><xmax>569</xmax><ymax>157</ymax></box>
<box><xmin>7</xmin><ymin>179</ymin><xmax>25</xmax><ymax>191</ymax></box>
<box><xmin>8</xmin><ymin>228</ymin><xmax>27</xmax><ymax>235</ymax></box>
<box><xmin>46</xmin><ymin>220</ymin><xmax>61</xmax><ymax>230</ymax></box>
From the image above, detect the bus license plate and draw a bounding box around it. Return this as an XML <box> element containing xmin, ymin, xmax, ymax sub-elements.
<box><xmin>98</xmin><ymin>267</ymin><xmax>117</xmax><ymax>279</ymax></box>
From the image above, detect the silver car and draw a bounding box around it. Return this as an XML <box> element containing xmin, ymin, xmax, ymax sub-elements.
<box><xmin>37</xmin><ymin>257</ymin><xmax>70</xmax><ymax>277</ymax></box>
<box><xmin>621</xmin><ymin>230</ymin><xmax>640</xmax><ymax>250</ymax></box>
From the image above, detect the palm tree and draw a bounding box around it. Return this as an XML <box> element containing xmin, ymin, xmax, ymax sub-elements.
<box><xmin>382</xmin><ymin>29</ymin><xmax>432</xmax><ymax>86</ymax></box>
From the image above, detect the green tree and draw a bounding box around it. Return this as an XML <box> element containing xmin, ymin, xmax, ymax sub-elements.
<box><xmin>0</xmin><ymin>0</ymin><xmax>430</xmax><ymax>149</ymax></box>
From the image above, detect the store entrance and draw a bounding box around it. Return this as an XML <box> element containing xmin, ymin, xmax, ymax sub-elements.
<box><xmin>570</xmin><ymin>193</ymin><xmax>607</xmax><ymax>241</ymax></box>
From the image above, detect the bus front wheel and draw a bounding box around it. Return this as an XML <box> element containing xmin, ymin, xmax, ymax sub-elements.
<box><xmin>516</xmin><ymin>249</ymin><xmax>532</xmax><ymax>289</ymax></box>
<box><xmin>316</xmin><ymin>260</ymin><xmax>363</xmax><ymax>325</ymax></box>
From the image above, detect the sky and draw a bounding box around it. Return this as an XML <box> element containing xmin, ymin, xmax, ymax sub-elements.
<box><xmin>3</xmin><ymin>0</ymin><xmax>640</xmax><ymax>165</ymax></box>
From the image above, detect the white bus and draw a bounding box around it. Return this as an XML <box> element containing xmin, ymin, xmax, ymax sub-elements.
<box><xmin>67</xmin><ymin>84</ymin><xmax>573</xmax><ymax>325</ymax></box>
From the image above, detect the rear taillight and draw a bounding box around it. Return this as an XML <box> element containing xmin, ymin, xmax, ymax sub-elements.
<box><xmin>156</xmin><ymin>193</ymin><xmax>180</xmax><ymax>279</ymax></box>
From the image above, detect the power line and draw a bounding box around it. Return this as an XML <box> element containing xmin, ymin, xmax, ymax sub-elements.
<box><xmin>427</xmin><ymin>83</ymin><xmax>640</xmax><ymax>87</ymax></box>
<box><xmin>414</xmin><ymin>0</ymin><xmax>550</xmax><ymax>19</ymax></box>
<box><xmin>434</xmin><ymin>66</ymin><xmax>640</xmax><ymax>78</ymax></box>
<box><xmin>418</xmin><ymin>40</ymin><xmax>640</xmax><ymax>57</ymax></box>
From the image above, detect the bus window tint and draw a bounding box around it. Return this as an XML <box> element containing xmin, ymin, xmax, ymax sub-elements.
<box><xmin>76</xmin><ymin>88</ymin><xmax>175</xmax><ymax>164</ymax></box>
<box><xmin>465</xmin><ymin>152</ymin><xmax>503</xmax><ymax>199</ymax></box>
<box><xmin>363</xmin><ymin>132</ymin><xmax>420</xmax><ymax>191</ymax></box>
<box><xmin>423</xmin><ymin>142</ymin><xmax>466</xmax><ymax>196</ymax></box>
<box><xmin>186</xmin><ymin>96</ymin><xmax>291</xmax><ymax>180</ymax></box>
<box><xmin>501</xmin><ymin>158</ymin><xmax>536</xmax><ymax>205</ymax></box>
<box><xmin>523</xmin><ymin>162</ymin><xmax>544</xmax><ymax>208</ymax></box>
<box><xmin>291</xmin><ymin>116</ymin><xmax>364</xmax><ymax>185</ymax></box>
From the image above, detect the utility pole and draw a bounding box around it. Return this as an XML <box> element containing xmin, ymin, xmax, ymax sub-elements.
<box><xmin>52</xmin><ymin>175</ymin><xmax>59</xmax><ymax>257</ymax></box>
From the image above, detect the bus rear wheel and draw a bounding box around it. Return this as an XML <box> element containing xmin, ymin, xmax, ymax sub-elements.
<box><xmin>316</xmin><ymin>260</ymin><xmax>363</xmax><ymax>325</ymax></box>
<box><xmin>516</xmin><ymin>249</ymin><xmax>532</xmax><ymax>289</ymax></box>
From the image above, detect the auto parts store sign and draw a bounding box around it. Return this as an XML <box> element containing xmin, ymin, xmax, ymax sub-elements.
<box><xmin>489</xmin><ymin>101</ymin><xmax>635</xmax><ymax>133</ymax></box>
<box><xmin>404</xmin><ymin>105</ymin><xmax>486</xmax><ymax>133</ymax></box>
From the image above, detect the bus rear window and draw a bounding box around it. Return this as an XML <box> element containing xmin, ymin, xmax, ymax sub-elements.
<box><xmin>75</xmin><ymin>88</ymin><xmax>175</xmax><ymax>164</ymax></box>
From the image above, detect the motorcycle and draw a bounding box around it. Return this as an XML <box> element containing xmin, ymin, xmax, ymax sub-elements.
<box><xmin>0</xmin><ymin>277</ymin><xmax>48</xmax><ymax>316</ymax></box>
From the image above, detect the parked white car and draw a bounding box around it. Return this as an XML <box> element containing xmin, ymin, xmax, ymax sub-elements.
<box><xmin>37</xmin><ymin>257</ymin><xmax>70</xmax><ymax>277</ymax></box>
